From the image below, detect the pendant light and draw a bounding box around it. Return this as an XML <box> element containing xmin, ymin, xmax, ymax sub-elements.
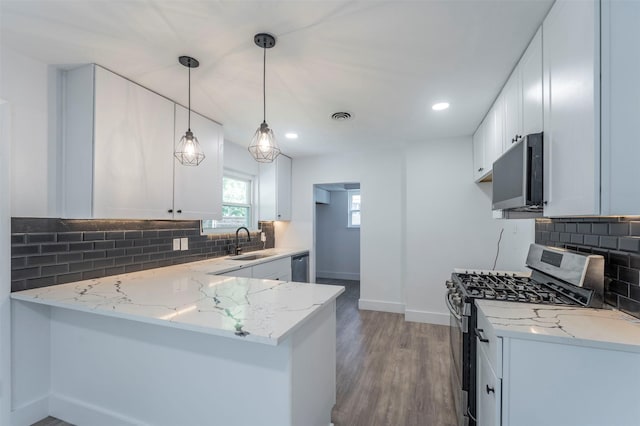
<box><xmin>248</xmin><ymin>33</ymin><xmax>281</xmax><ymax>163</ymax></box>
<box><xmin>175</xmin><ymin>55</ymin><xmax>205</xmax><ymax>166</ymax></box>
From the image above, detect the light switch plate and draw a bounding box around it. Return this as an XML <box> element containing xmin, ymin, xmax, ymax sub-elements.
<box><xmin>173</xmin><ymin>238</ymin><xmax>181</xmax><ymax>251</ymax></box>
<box><xmin>180</xmin><ymin>237</ymin><xmax>189</xmax><ymax>251</ymax></box>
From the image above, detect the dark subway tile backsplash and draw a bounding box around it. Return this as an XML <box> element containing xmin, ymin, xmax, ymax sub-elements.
<box><xmin>536</xmin><ymin>217</ymin><xmax>640</xmax><ymax>319</ymax></box>
<box><xmin>11</xmin><ymin>218</ymin><xmax>276</xmax><ymax>292</ymax></box>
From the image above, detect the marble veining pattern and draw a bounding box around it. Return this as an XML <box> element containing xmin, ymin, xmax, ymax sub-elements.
<box><xmin>11</xmin><ymin>258</ymin><xmax>343</xmax><ymax>345</ymax></box>
<box><xmin>476</xmin><ymin>300</ymin><xmax>640</xmax><ymax>352</ymax></box>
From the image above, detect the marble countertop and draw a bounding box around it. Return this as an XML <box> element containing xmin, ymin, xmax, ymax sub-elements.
<box><xmin>476</xmin><ymin>300</ymin><xmax>640</xmax><ymax>353</ymax></box>
<box><xmin>11</xmin><ymin>249</ymin><xmax>344</xmax><ymax>346</ymax></box>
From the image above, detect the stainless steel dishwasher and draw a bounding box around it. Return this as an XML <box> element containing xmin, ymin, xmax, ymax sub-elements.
<box><xmin>291</xmin><ymin>253</ymin><xmax>309</xmax><ymax>283</ymax></box>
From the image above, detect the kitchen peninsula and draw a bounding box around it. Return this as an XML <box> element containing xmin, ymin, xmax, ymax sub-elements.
<box><xmin>11</xmin><ymin>253</ymin><xmax>343</xmax><ymax>426</ymax></box>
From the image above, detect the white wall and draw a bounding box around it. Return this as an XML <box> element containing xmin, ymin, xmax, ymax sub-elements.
<box><xmin>277</xmin><ymin>151</ymin><xmax>406</xmax><ymax>313</ymax></box>
<box><xmin>0</xmin><ymin>100</ymin><xmax>12</xmax><ymax>426</ymax></box>
<box><xmin>0</xmin><ymin>47</ymin><xmax>59</xmax><ymax>217</ymax></box>
<box><xmin>315</xmin><ymin>191</ymin><xmax>360</xmax><ymax>280</ymax></box>
<box><xmin>404</xmin><ymin>137</ymin><xmax>534</xmax><ymax>324</ymax></box>
<box><xmin>277</xmin><ymin>138</ymin><xmax>534</xmax><ymax>323</ymax></box>
<box><xmin>223</xmin><ymin>141</ymin><xmax>259</xmax><ymax>177</ymax></box>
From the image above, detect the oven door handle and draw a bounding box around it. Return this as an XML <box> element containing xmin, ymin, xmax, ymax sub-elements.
<box><xmin>445</xmin><ymin>292</ymin><xmax>462</xmax><ymax>321</ymax></box>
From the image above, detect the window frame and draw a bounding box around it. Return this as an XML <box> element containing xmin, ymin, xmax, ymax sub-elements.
<box><xmin>347</xmin><ymin>189</ymin><xmax>361</xmax><ymax>228</ymax></box>
<box><xmin>202</xmin><ymin>170</ymin><xmax>257</xmax><ymax>234</ymax></box>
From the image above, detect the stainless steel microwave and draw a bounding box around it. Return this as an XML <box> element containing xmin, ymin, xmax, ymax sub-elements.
<box><xmin>492</xmin><ymin>132</ymin><xmax>543</xmax><ymax>212</ymax></box>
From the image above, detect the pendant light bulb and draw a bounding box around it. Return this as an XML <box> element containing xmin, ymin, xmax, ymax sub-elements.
<box><xmin>175</xmin><ymin>56</ymin><xmax>205</xmax><ymax>166</ymax></box>
<box><xmin>248</xmin><ymin>33</ymin><xmax>282</xmax><ymax>163</ymax></box>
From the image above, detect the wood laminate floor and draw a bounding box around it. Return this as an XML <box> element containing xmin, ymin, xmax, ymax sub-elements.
<box><xmin>318</xmin><ymin>277</ymin><xmax>456</xmax><ymax>426</ymax></box>
<box><xmin>34</xmin><ymin>279</ymin><xmax>455</xmax><ymax>426</ymax></box>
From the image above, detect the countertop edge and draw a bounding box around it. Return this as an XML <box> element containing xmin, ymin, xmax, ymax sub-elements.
<box><xmin>11</xmin><ymin>280</ymin><xmax>344</xmax><ymax>346</ymax></box>
<box><xmin>476</xmin><ymin>300</ymin><xmax>640</xmax><ymax>354</ymax></box>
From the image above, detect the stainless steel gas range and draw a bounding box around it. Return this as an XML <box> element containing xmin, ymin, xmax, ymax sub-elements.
<box><xmin>446</xmin><ymin>244</ymin><xmax>604</xmax><ymax>426</ymax></box>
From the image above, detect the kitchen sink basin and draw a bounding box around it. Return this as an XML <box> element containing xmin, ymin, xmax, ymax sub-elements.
<box><xmin>229</xmin><ymin>253</ymin><xmax>274</xmax><ymax>261</ymax></box>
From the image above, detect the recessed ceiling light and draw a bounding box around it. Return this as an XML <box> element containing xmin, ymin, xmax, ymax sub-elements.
<box><xmin>285</xmin><ymin>132</ymin><xmax>298</xmax><ymax>139</ymax></box>
<box><xmin>432</xmin><ymin>102</ymin><xmax>450</xmax><ymax>111</ymax></box>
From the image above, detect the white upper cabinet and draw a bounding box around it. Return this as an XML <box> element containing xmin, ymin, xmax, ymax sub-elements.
<box><xmin>63</xmin><ymin>65</ymin><xmax>223</xmax><ymax>220</ymax></box>
<box><xmin>174</xmin><ymin>105</ymin><xmax>223</xmax><ymax>220</ymax></box>
<box><xmin>472</xmin><ymin>95</ymin><xmax>504</xmax><ymax>182</ymax></box>
<box><xmin>600</xmin><ymin>0</ymin><xmax>640</xmax><ymax>215</ymax></box>
<box><xmin>542</xmin><ymin>0</ymin><xmax>600</xmax><ymax>217</ymax></box>
<box><xmin>93</xmin><ymin>67</ymin><xmax>176</xmax><ymax>219</ymax></box>
<box><xmin>520</xmin><ymin>28</ymin><xmax>543</xmax><ymax>136</ymax></box>
<box><xmin>473</xmin><ymin>25</ymin><xmax>543</xmax><ymax>184</ymax></box>
<box><xmin>259</xmin><ymin>155</ymin><xmax>292</xmax><ymax>221</ymax></box>
<box><xmin>472</xmin><ymin>122</ymin><xmax>486</xmax><ymax>181</ymax></box>
<box><xmin>502</xmin><ymin>67</ymin><xmax>522</xmax><ymax>152</ymax></box>
<box><xmin>485</xmin><ymin>95</ymin><xmax>504</xmax><ymax>171</ymax></box>
<box><xmin>64</xmin><ymin>65</ymin><xmax>175</xmax><ymax>219</ymax></box>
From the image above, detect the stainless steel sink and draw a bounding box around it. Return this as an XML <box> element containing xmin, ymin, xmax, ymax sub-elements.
<box><xmin>229</xmin><ymin>253</ymin><xmax>273</xmax><ymax>261</ymax></box>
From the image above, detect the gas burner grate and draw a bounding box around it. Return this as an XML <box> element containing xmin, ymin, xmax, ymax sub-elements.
<box><xmin>452</xmin><ymin>272</ymin><xmax>585</xmax><ymax>306</ymax></box>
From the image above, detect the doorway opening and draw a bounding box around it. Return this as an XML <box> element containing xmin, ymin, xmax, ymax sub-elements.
<box><xmin>313</xmin><ymin>182</ymin><xmax>360</xmax><ymax>293</ymax></box>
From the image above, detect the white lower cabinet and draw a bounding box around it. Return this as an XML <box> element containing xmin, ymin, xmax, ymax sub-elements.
<box><xmin>252</xmin><ymin>257</ymin><xmax>292</xmax><ymax>281</ymax></box>
<box><xmin>218</xmin><ymin>257</ymin><xmax>292</xmax><ymax>281</ymax></box>
<box><xmin>476</xmin><ymin>345</ymin><xmax>501</xmax><ymax>426</ymax></box>
<box><xmin>476</xmin><ymin>304</ymin><xmax>640</xmax><ymax>426</ymax></box>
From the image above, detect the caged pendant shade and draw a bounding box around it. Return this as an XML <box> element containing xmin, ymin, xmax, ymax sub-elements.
<box><xmin>248</xmin><ymin>33</ymin><xmax>281</xmax><ymax>163</ymax></box>
<box><xmin>175</xmin><ymin>56</ymin><xmax>205</xmax><ymax>166</ymax></box>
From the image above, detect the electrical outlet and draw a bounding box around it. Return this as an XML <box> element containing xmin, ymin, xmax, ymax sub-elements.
<box><xmin>173</xmin><ymin>238</ymin><xmax>181</xmax><ymax>251</ymax></box>
<box><xmin>261</xmin><ymin>232</ymin><xmax>267</xmax><ymax>242</ymax></box>
<box><xmin>180</xmin><ymin>237</ymin><xmax>189</xmax><ymax>251</ymax></box>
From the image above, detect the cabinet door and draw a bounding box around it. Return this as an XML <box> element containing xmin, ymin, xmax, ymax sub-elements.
<box><xmin>520</xmin><ymin>28</ymin><xmax>543</xmax><ymax>136</ymax></box>
<box><xmin>472</xmin><ymin>123</ymin><xmax>486</xmax><ymax>181</ymax></box>
<box><xmin>174</xmin><ymin>105</ymin><xmax>223</xmax><ymax>220</ymax></box>
<box><xmin>477</xmin><ymin>347</ymin><xmax>502</xmax><ymax>426</ymax></box>
<box><xmin>259</xmin><ymin>155</ymin><xmax>292</xmax><ymax>221</ymax></box>
<box><xmin>502</xmin><ymin>70</ymin><xmax>522</xmax><ymax>153</ymax></box>
<box><xmin>600</xmin><ymin>0</ymin><xmax>640</xmax><ymax>215</ymax></box>
<box><xmin>542</xmin><ymin>0</ymin><xmax>600</xmax><ymax>217</ymax></box>
<box><xmin>259</xmin><ymin>161</ymin><xmax>277</xmax><ymax>221</ymax></box>
<box><xmin>484</xmin><ymin>97</ymin><xmax>504</xmax><ymax>174</ymax></box>
<box><xmin>276</xmin><ymin>155</ymin><xmax>292</xmax><ymax>220</ymax></box>
<box><xmin>93</xmin><ymin>66</ymin><xmax>174</xmax><ymax>219</ymax></box>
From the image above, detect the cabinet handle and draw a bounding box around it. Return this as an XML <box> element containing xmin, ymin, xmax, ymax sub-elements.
<box><xmin>486</xmin><ymin>385</ymin><xmax>495</xmax><ymax>394</ymax></box>
<box><xmin>543</xmin><ymin>201</ymin><xmax>548</xmax><ymax>205</ymax></box>
<box><xmin>177</xmin><ymin>210</ymin><xmax>182</xmax><ymax>214</ymax></box>
<box><xmin>167</xmin><ymin>209</ymin><xmax>173</xmax><ymax>213</ymax></box>
<box><xmin>277</xmin><ymin>214</ymin><xmax>281</xmax><ymax>218</ymax></box>
<box><xmin>478</xmin><ymin>167</ymin><xmax>484</xmax><ymax>172</ymax></box>
<box><xmin>475</xmin><ymin>328</ymin><xmax>489</xmax><ymax>343</ymax></box>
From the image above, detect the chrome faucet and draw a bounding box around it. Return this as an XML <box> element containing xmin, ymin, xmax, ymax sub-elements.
<box><xmin>234</xmin><ymin>227</ymin><xmax>251</xmax><ymax>256</ymax></box>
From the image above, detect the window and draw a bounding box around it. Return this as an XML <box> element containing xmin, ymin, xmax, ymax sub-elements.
<box><xmin>348</xmin><ymin>190</ymin><xmax>361</xmax><ymax>228</ymax></box>
<box><xmin>203</xmin><ymin>172</ymin><xmax>254</xmax><ymax>231</ymax></box>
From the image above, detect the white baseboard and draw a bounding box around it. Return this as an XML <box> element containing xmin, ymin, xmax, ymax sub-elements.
<box><xmin>11</xmin><ymin>395</ymin><xmax>49</xmax><ymax>426</ymax></box>
<box><xmin>404</xmin><ymin>309</ymin><xmax>450</xmax><ymax>325</ymax></box>
<box><xmin>316</xmin><ymin>271</ymin><xmax>360</xmax><ymax>281</ymax></box>
<box><xmin>49</xmin><ymin>394</ymin><xmax>142</xmax><ymax>426</ymax></box>
<box><xmin>358</xmin><ymin>299</ymin><xmax>405</xmax><ymax>314</ymax></box>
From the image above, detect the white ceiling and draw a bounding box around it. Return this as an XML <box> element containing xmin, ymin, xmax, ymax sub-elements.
<box><xmin>0</xmin><ymin>0</ymin><xmax>553</xmax><ymax>157</ymax></box>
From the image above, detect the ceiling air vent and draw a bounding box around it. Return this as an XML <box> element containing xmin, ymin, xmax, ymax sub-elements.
<box><xmin>331</xmin><ymin>112</ymin><xmax>352</xmax><ymax>121</ymax></box>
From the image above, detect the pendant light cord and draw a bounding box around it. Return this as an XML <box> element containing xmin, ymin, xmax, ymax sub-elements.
<box><xmin>188</xmin><ymin>63</ymin><xmax>191</xmax><ymax>130</ymax></box>
<box><xmin>263</xmin><ymin>46</ymin><xmax>266</xmax><ymax>123</ymax></box>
